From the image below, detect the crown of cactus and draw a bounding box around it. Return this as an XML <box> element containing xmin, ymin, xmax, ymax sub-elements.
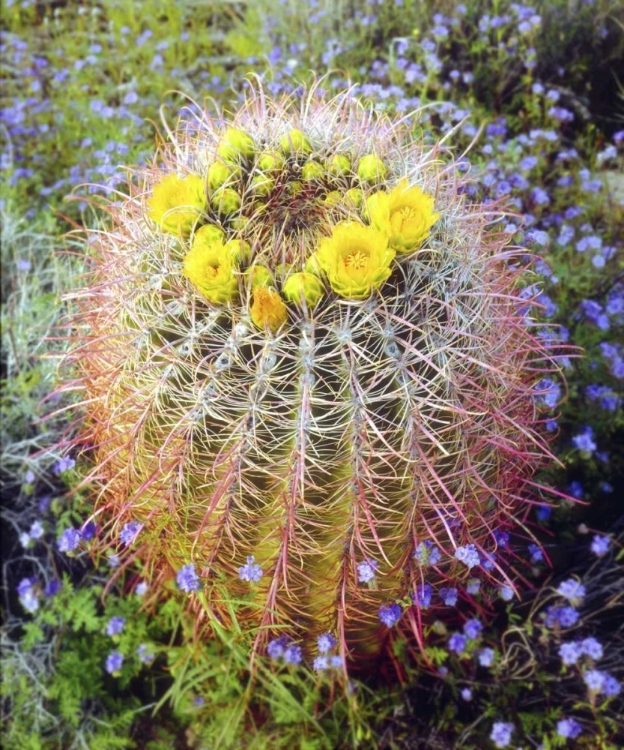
<box><xmin>67</xmin><ymin>83</ymin><xmax>564</xmax><ymax>669</ymax></box>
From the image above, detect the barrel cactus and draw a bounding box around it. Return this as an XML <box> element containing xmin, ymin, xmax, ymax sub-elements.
<box><xmin>67</xmin><ymin>83</ymin><xmax>564</xmax><ymax>669</ymax></box>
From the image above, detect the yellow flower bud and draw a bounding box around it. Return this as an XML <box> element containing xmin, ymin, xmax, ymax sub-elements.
<box><xmin>323</xmin><ymin>190</ymin><xmax>342</xmax><ymax>207</ymax></box>
<box><xmin>357</xmin><ymin>154</ymin><xmax>388</xmax><ymax>183</ymax></box>
<box><xmin>193</xmin><ymin>223</ymin><xmax>225</xmax><ymax>246</ymax></box>
<box><xmin>207</xmin><ymin>162</ymin><xmax>240</xmax><ymax>191</ymax></box>
<box><xmin>367</xmin><ymin>179</ymin><xmax>440</xmax><ymax>254</ymax></box>
<box><xmin>250</xmin><ymin>287</ymin><xmax>288</xmax><ymax>332</ymax></box>
<box><xmin>301</xmin><ymin>160</ymin><xmax>325</xmax><ymax>182</ymax></box>
<box><xmin>257</xmin><ymin>151</ymin><xmax>285</xmax><ymax>172</ymax></box>
<box><xmin>327</xmin><ymin>153</ymin><xmax>351</xmax><ymax>177</ymax></box>
<box><xmin>313</xmin><ymin>222</ymin><xmax>395</xmax><ymax>300</ymax></box>
<box><xmin>283</xmin><ymin>272</ymin><xmax>324</xmax><ymax>307</ymax></box>
<box><xmin>345</xmin><ymin>187</ymin><xmax>363</xmax><ymax>208</ymax></box>
<box><xmin>216</xmin><ymin>127</ymin><xmax>255</xmax><ymax>164</ymax></box>
<box><xmin>247</xmin><ymin>264</ymin><xmax>273</xmax><ymax>290</ymax></box>
<box><xmin>147</xmin><ymin>173</ymin><xmax>206</xmax><ymax>236</ymax></box>
<box><xmin>211</xmin><ymin>187</ymin><xmax>241</xmax><ymax>216</ymax></box>
<box><xmin>183</xmin><ymin>235</ymin><xmax>239</xmax><ymax>305</ymax></box>
<box><xmin>250</xmin><ymin>173</ymin><xmax>275</xmax><ymax>197</ymax></box>
<box><xmin>280</xmin><ymin>128</ymin><xmax>312</xmax><ymax>155</ymax></box>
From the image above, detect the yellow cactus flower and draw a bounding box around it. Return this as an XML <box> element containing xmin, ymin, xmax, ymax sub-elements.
<box><xmin>216</xmin><ymin>127</ymin><xmax>255</xmax><ymax>164</ymax></box>
<box><xmin>357</xmin><ymin>154</ymin><xmax>387</xmax><ymax>183</ymax></box>
<box><xmin>312</xmin><ymin>222</ymin><xmax>395</xmax><ymax>300</ymax></box>
<box><xmin>367</xmin><ymin>179</ymin><xmax>440</xmax><ymax>254</ymax></box>
<box><xmin>193</xmin><ymin>223</ymin><xmax>225</xmax><ymax>245</ymax></box>
<box><xmin>250</xmin><ymin>287</ymin><xmax>288</xmax><ymax>332</ymax></box>
<box><xmin>183</xmin><ymin>234</ymin><xmax>239</xmax><ymax>305</ymax></box>
<box><xmin>283</xmin><ymin>272</ymin><xmax>324</xmax><ymax>307</ymax></box>
<box><xmin>147</xmin><ymin>173</ymin><xmax>206</xmax><ymax>236</ymax></box>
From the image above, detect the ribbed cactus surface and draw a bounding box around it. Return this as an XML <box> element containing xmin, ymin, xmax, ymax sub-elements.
<box><xmin>69</xmin><ymin>84</ymin><xmax>561</xmax><ymax>665</ymax></box>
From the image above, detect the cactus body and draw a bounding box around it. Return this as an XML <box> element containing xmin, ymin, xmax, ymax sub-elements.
<box><xmin>68</xmin><ymin>85</ymin><xmax>563</xmax><ymax>665</ymax></box>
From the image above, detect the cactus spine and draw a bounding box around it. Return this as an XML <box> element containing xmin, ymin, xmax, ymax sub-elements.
<box><xmin>67</xmin><ymin>83</ymin><xmax>563</xmax><ymax>666</ymax></box>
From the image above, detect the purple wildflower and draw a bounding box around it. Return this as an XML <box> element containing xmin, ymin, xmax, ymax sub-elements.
<box><xmin>80</xmin><ymin>521</ymin><xmax>97</xmax><ymax>541</ymax></box>
<box><xmin>356</xmin><ymin>559</ymin><xmax>379</xmax><ymax>583</ymax></box>
<box><xmin>176</xmin><ymin>563</ymin><xmax>201</xmax><ymax>593</ymax></box>
<box><xmin>558</xmin><ymin>641</ymin><xmax>582</xmax><ymax>665</ymax></box>
<box><xmin>463</xmin><ymin>619</ymin><xmax>483</xmax><ymax>640</ymax></box>
<box><xmin>499</xmin><ymin>586</ymin><xmax>514</xmax><ymax>602</ymax></box>
<box><xmin>313</xmin><ymin>655</ymin><xmax>329</xmax><ymax>671</ymax></box>
<box><xmin>460</xmin><ymin>687</ymin><xmax>472</xmax><ymax>700</ymax></box>
<box><xmin>558</xmin><ymin>606</ymin><xmax>580</xmax><ymax>628</ymax></box>
<box><xmin>238</xmin><ymin>555</ymin><xmax>264</xmax><ymax>583</ymax></box>
<box><xmin>317</xmin><ymin>633</ymin><xmax>337</xmax><ymax>654</ymax></box>
<box><xmin>105</xmin><ymin>651</ymin><xmax>124</xmax><ymax>674</ymax></box>
<box><xmin>439</xmin><ymin>587</ymin><xmax>458</xmax><ymax>606</ymax></box>
<box><xmin>414</xmin><ymin>583</ymin><xmax>432</xmax><ymax>609</ymax></box>
<box><xmin>105</xmin><ymin>616</ymin><xmax>126</xmax><ymax>636</ymax></box>
<box><xmin>448</xmin><ymin>633</ymin><xmax>467</xmax><ymax>654</ymax></box>
<box><xmin>557</xmin><ymin>578</ymin><xmax>586</xmax><ymax>604</ymax></box>
<box><xmin>135</xmin><ymin>580</ymin><xmax>148</xmax><ymax>596</ymax></box>
<box><xmin>572</xmin><ymin>426</ymin><xmax>597</xmax><ymax>454</ymax></box>
<box><xmin>17</xmin><ymin>578</ymin><xmax>39</xmax><ymax>614</ymax></box>
<box><xmin>120</xmin><ymin>520</ymin><xmax>143</xmax><ymax>546</ymax></box>
<box><xmin>414</xmin><ymin>540</ymin><xmax>441</xmax><ymax>566</ymax></box>
<box><xmin>53</xmin><ymin>456</ymin><xmax>76</xmax><ymax>475</ymax></box>
<box><xmin>478</xmin><ymin>647</ymin><xmax>495</xmax><ymax>667</ymax></box>
<box><xmin>455</xmin><ymin>544</ymin><xmax>480</xmax><ymax>569</ymax></box>
<box><xmin>590</xmin><ymin>535</ymin><xmax>611</xmax><ymax>557</ymax></box>
<box><xmin>379</xmin><ymin>603</ymin><xmax>402</xmax><ymax>627</ymax></box>
<box><xmin>136</xmin><ymin>643</ymin><xmax>154</xmax><ymax>663</ymax></box>
<box><xmin>490</xmin><ymin>721</ymin><xmax>514</xmax><ymax>748</ymax></box>
<box><xmin>44</xmin><ymin>580</ymin><xmax>60</xmax><ymax>597</ymax></box>
<box><xmin>283</xmin><ymin>643</ymin><xmax>303</xmax><ymax>665</ymax></box>
<box><xmin>528</xmin><ymin>543</ymin><xmax>543</xmax><ymax>563</ymax></box>
<box><xmin>466</xmin><ymin>578</ymin><xmax>481</xmax><ymax>594</ymax></box>
<box><xmin>557</xmin><ymin>718</ymin><xmax>582</xmax><ymax>739</ymax></box>
<box><xmin>580</xmin><ymin>637</ymin><xmax>603</xmax><ymax>660</ymax></box>
<box><xmin>267</xmin><ymin>636</ymin><xmax>288</xmax><ymax>660</ymax></box>
<box><xmin>58</xmin><ymin>527</ymin><xmax>81</xmax><ymax>553</ymax></box>
<box><xmin>603</xmin><ymin>674</ymin><xmax>621</xmax><ymax>696</ymax></box>
<box><xmin>583</xmin><ymin>669</ymin><xmax>605</xmax><ymax>692</ymax></box>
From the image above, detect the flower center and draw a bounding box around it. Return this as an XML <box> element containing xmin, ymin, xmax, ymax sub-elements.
<box><xmin>344</xmin><ymin>250</ymin><xmax>368</xmax><ymax>270</ymax></box>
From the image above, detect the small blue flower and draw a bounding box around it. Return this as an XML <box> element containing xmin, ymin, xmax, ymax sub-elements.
<box><xmin>120</xmin><ymin>520</ymin><xmax>143</xmax><ymax>546</ymax></box>
<box><xmin>313</xmin><ymin>655</ymin><xmax>329</xmax><ymax>671</ymax></box>
<box><xmin>317</xmin><ymin>633</ymin><xmax>338</xmax><ymax>654</ymax></box>
<box><xmin>356</xmin><ymin>559</ymin><xmax>378</xmax><ymax>584</ymax></box>
<box><xmin>527</xmin><ymin>543</ymin><xmax>543</xmax><ymax>563</ymax></box>
<box><xmin>136</xmin><ymin>643</ymin><xmax>155</xmax><ymax>664</ymax></box>
<box><xmin>460</xmin><ymin>687</ymin><xmax>472</xmax><ymax>701</ymax></box>
<box><xmin>44</xmin><ymin>580</ymin><xmax>60</xmax><ymax>597</ymax></box>
<box><xmin>379</xmin><ymin>603</ymin><xmax>402</xmax><ymax>627</ymax></box>
<box><xmin>580</xmin><ymin>637</ymin><xmax>603</xmax><ymax>660</ymax></box>
<box><xmin>558</xmin><ymin>641</ymin><xmax>582</xmax><ymax>665</ymax></box>
<box><xmin>583</xmin><ymin>669</ymin><xmax>605</xmax><ymax>692</ymax></box>
<box><xmin>556</xmin><ymin>718</ymin><xmax>582</xmax><ymax>740</ymax></box>
<box><xmin>176</xmin><ymin>563</ymin><xmax>201</xmax><ymax>593</ymax></box>
<box><xmin>499</xmin><ymin>586</ymin><xmax>514</xmax><ymax>602</ymax></box>
<box><xmin>283</xmin><ymin>643</ymin><xmax>303</xmax><ymax>665</ymax></box>
<box><xmin>53</xmin><ymin>456</ymin><xmax>76</xmax><ymax>475</ymax></box>
<box><xmin>29</xmin><ymin>521</ymin><xmax>44</xmax><ymax>540</ymax></box>
<box><xmin>466</xmin><ymin>578</ymin><xmax>481</xmax><ymax>595</ymax></box>
<box><xmin>478</xmin><ymin>647</ymin><xmax>495</xmax><ymax>667</ymax></box>
<box><xmin>439</xmin><ymin>587</ymin><xmax>458</xmax><ymax>606</ymax></box>
<box><xmin>17</xmin><ymin>578</ymin><xmax>39</xmax><ymax>614</ymax></box>
<box><xmin>572</xmin><ymin>426</ymin><xmax>597</xmax><ymax>455</ymax></box>
<box><xmin>590</xmin><ymin>535</ymin><xmax>610</xmax><ymax>557</ymax></box>
<box><xmin>448</xmin><ymin>633</ymin><xmax>467</xmax><ymax>654</ymax></box>
<box><xmin>414</xmin><ymin>583</ymin><xmax>432</xmax><ymax>609</ymax></box>
<box><xmin>603</xmin><ymin>674</ymin><xmax>621</xmax><ymax>696</ymax></box>
<box><xmin>105</xmin><ymin>650</ymin><xmax>124</xmax><ymax>674</ymax></box>
<box><xmin>105</xmin><ymin>616</ymin><xmax>126</xmax><ymax>636</ymax></box>
<box><xmin>455</xmin><ymin>544</ymin><xmax>480</xmax><ymax>569</ymax></box>
<box><xmin>490</xmin><ymin>721</ymin><xmax>514</xmax><ymax>748</ymax></box>
<box><xmin>135</xmin><ymin>580</ymin><xmax>148</xmax><ymax>596</ymax></box>
<box><xmin>80</xmin><ymin>521</ymin><xmax>97</xmax><ymax>541</ymax></box>
<box><xmin>463</xmin><ymin>619</ymin><xmax>483</xmax><ymax>640</ymax></box>
<box><xmin>481</xmin><ymin>552</ymin><xmax>497</xmax><ymax>571</ymax></box>
<box><xmin>557</xmin><ymin>578</ymin><xmax>586</xmax><ymax>604</ymax></box>
<box><xmin>58</xmin><ymin>527</ymin><xmax>81</xmax><ymax>553</ymax></box>
<box><xmin>238</xmin><ymin>555</ymin><xmax>264</xmax><ymax>583</ymax></box>
<box><xmin>267</xmin><ymin>636</ymin><xmax>288</xmax><ymax>660</ymax></box>
<box><xmin>414</xmin><ymin>540</ymin><xmax>441</xmax><ymax>566</ymax></box>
